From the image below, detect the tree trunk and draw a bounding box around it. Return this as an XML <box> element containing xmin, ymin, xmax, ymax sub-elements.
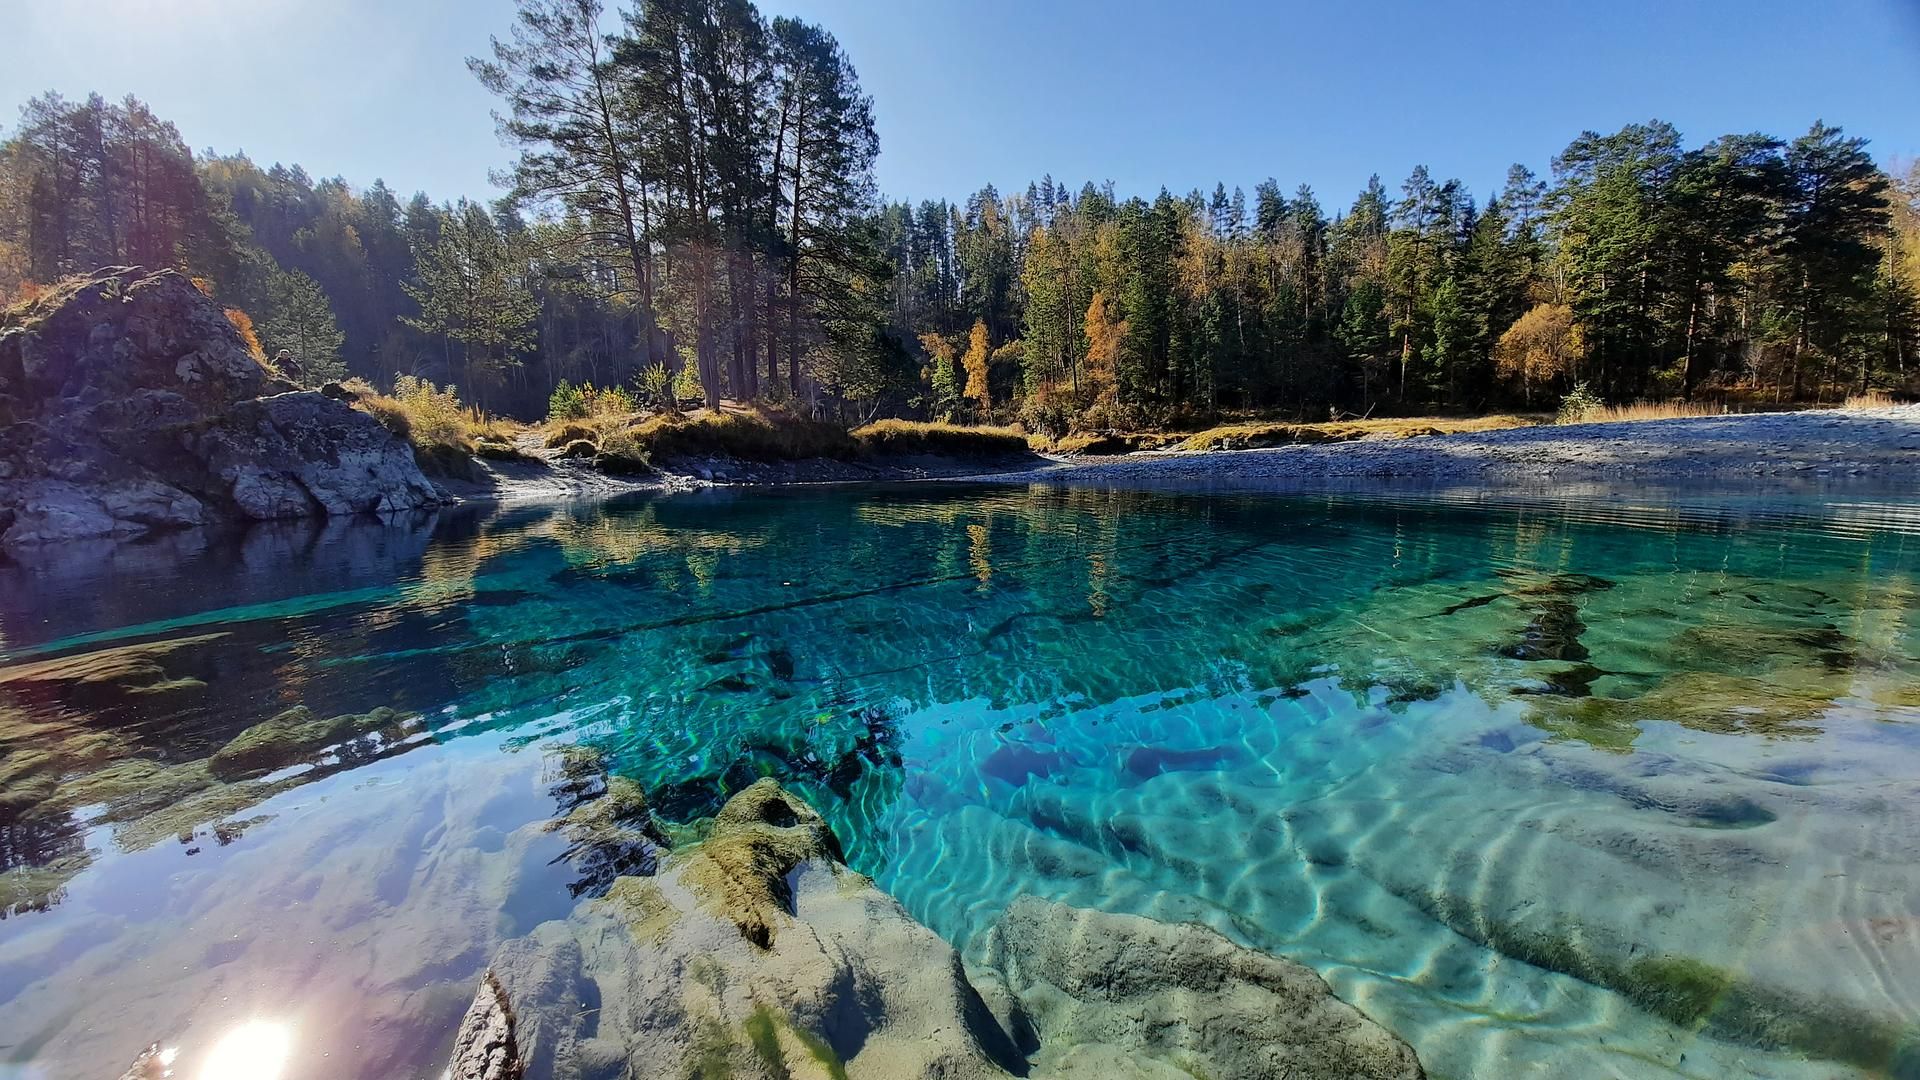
<box><xmin>788</xmin><ymin>102</ymin><xmax>807</xmax><ymax>396</ymax></box>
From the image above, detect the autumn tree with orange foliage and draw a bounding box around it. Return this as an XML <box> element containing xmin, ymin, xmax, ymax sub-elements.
<box><xmin>1493</xmin><ymin>303</ymin><xmax>1584</xmax><ymax>405</ymax></box>
<box><xmin>1083</xmin><ymin>290</ymin><xmax>1128</xmax><ymax>411</ymax></box>
<box><xmin>961</xmin><ymin>318</ymin><xmax>991</xmax><ymax>417</ymax></box>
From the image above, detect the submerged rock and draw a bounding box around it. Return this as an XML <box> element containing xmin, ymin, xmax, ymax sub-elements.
<box><xmin>461</xmin><ymin>779</ymin><xmax>1424</xmax><ymax>1080</ymax></box>
<box><xmin>0</xmin><ymin>267</ymin><xmax>443</xmax><ymax>549</ymax></box>
<box><xmin>445</xmin><ymin>970</ymin><xmax>524</xmax><ymax>1080</ymax></box>
<box><xmin>973</xmin><ymin>897</ymin><xmax>1426</xmax><ymax>1080</ymax></box>
<box><xmin>207</xmin><ymin>704</ymin><xmax>405</xmax><ymax>779</ymax></box>
<box><xmin>0</xmin><ymin>632</ymin><xmax>227</xmax><ymax>706</ymax></box>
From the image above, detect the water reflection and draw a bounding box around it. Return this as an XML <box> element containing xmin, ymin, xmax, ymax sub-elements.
<box><xmin>1</xmin><ymin>485</ymin><xmax>1918</xmax><ymax>1078</ymax></box>
<box><xmin>198</xmin><ymin>1019</ymin><xmax>292</xmax><ymax>1080</ymax></box>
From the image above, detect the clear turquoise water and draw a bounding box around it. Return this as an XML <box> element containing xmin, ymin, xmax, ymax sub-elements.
<box><xmin>3</xmin><ymin>484</ymin><xmax>1919</xmax><ymax>1079</ymax></box>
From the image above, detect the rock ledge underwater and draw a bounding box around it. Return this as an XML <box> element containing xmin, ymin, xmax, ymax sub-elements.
<box><xmin>449</xmin><ymin>776</ymin><xmax>1425</xmax><ymax>1080</ymax></box>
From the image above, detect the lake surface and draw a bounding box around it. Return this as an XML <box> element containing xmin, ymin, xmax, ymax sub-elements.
<box><xmin>3</xmin><ymin>483</ymin><xmax>1919</xmax><ymax>1079</ymax></box>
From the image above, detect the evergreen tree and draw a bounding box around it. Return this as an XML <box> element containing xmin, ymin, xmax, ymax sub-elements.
<box><xmin>259</xmin><ymin>267</ymin><xmax>346</xmax><ymax>383</ymax></box>
<box><xmin>1777</xmin><ymin>121</ymin><xmax>1891</xmax><ymax>395</ymax></box>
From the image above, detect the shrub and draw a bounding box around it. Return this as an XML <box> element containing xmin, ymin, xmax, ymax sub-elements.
<box><xmin>1556</xmin><ymin>382</ymin><xmax>1605</xmax><ymax>424</ymax></box>
<box><xmin>223</xmin><ymin>308</ymin><xmax>268</xmax><ymax>364</ymax></box>
<box><xmin>348</xmin><ymin>375</ymin><xmax>481</xmax><ymax>478</ymax></box>
<box><xmin>592</xmin><ymin>384</ymin><xmax>636</xmax><ymax>417</ymax></box>
<box><xmin>635</xmin><ymin>363</ymin><xmax>673</xmax><ymax>411</ymax></box>
<box><xmin>671</xmin><ymin>363</ymin><xmax>704</xmax><ymax>406</ymax></box>
<box><xmin>390</xmin><ymin>375</ymin><xmax>469</xmax><ymax>448</ymax></box>
<box><xmin>559</xmin><ymin>438</ymin><xmax>599</xmax><ymax>459</ymax></box>
<box><xmin>548</xmin><ymin>380</ymin><xmax>589</xmax><ymax>421</ymax></box>
<box><xmin>850</xmin><ymin>420</ymin><xmax>1032</xmax><ymax>459</ymax></box>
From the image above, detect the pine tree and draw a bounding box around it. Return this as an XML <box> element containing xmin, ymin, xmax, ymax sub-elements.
<box><xmin>259</xmin><ymin>267</ymin><xmax>346</xmax><ymax>384</ymax></box>
<box><xmin>1778</xmin><ymin>121</ymin><xmax>1892</xmax><ymax>396</ymax></box>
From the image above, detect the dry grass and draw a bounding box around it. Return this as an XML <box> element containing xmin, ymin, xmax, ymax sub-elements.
<box><xmin>1040</xmin><ymin>431</ymin><xmax>1181</xmax><ymax>455</ymax></box>
<box><xmin>1177</xmin><ymin>414</ymin><xmax>1537</xmax><ymax>452</ymax></box>
<box><xmin>1843</xmin><ymin>391</ymin><xmax>1898</xmax><ymax>410</ymax></box>
<box><xmin>851</xmin><ymin>420</ymin><xmax>1031</xmax><ymax>459</ymax></box>
<box><xmin>626</xmin><ymin>405</ymin><xmax>855</xmax><ymax>463</ymax></box>
<box><xmin>345</xmin><ymin>376</ymin><xmax>518</xmax><ymax>477</ymax></box>
<box><xmin>1560</xmin><ymin>400</ymin><xmax>1728</xmax><ymax>425</ymax></box>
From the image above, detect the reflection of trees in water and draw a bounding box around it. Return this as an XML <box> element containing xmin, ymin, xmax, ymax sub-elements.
<box><xmin>7</xmin><ymin>488</ymin><xmax>1919</xmax><ymax>914</ymax></box>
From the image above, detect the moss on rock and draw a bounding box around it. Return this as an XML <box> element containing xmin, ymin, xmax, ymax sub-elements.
<box><xmin>207</xmin><ymin>705</ymin><xmax>405</xmax><ymax>779</ymax></box>
<box><xmin>680</xmin><ymin>778</ymin><xmax>845</xmax><ymax>947</ymax></box>
<box><xmin>0</xmin><ymin>633</ymin><xmax>228</xmax><ymax>704</ymax></box>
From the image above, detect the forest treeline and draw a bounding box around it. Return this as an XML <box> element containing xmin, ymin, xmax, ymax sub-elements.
<box><xmin>1</xmin><ymin>0</ymin><xmax>1916</xmax><ymax>429</ymax></box>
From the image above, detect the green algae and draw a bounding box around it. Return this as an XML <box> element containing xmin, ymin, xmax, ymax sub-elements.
<box><xmin>1400</xmin><ymin>890</ymin><xmax>1920</xmax><ymax>1074</ymax></box>
<box><xmin>0</xmin><ymin>851</ymin><xmax>91</xmax><ymax>917</ymax></box>
<box><xmin>599</xmin><ymin>876</ymin><xmax>680</xmax><ymax>945</ymax></box>
<box><xmin>743</xmin><ymin>1005</ymin><xmax>850</xmax><ymax>1080</ymax></box>
<box><xmin>681</xmin><ymin>779</ymin><xmax>844</xmax><ymax>947</ymax></box>
<box><xmin>207</xmin><ymin>705</ymin><xmax>405</xmax><ymax>779</ymax></box>
<box><xmin>1625</xmin><ymin>955</ymin><xmax>1734</xmax><ymax>1028</ymax></box>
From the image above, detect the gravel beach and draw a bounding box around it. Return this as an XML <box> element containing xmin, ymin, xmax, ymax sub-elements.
<box><xmin>990</xmin><ymin>407</ymin><xmax>1920</xmax><ymax>491</ymax></box>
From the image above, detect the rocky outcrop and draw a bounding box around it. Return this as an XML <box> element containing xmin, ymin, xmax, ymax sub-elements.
<box><xmin>453</xmin><ymin>778</ymin><xmax>1424</xmax><ymax>1080</ymax></box>
<box><xmin>0</xmin><ymin>267</ymin><xmax>442</xmax><ymax>549</ymax></box>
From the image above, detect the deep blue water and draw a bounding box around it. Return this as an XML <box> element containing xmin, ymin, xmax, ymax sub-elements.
<box><xmin>3</xmin><ymin>484</ymin><xmax>1919</xmax><ymax>1079</ymax></box>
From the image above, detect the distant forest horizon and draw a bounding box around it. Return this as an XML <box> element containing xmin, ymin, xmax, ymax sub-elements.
<box><xmin>2</xmin><ymin>0</ymin><xmax>1916</xmax><ymax>431</ymax></box>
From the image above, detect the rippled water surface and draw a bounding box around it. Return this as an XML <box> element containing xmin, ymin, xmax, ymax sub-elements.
<box><xmin>4</xmin><ymin>484</ymin><xmax>1920</xmax><ymax>1079</ymax></box>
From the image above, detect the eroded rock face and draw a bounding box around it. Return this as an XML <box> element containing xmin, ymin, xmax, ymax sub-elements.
<box><xmin>0</xmin><ymin>267</ymin><xmax>442</xmax><ymax>549</ymax></box>
<box><xmin>458</xmin><ymin>778</ymin><xmax>1424</xmax><ymax>1080</ymax></box>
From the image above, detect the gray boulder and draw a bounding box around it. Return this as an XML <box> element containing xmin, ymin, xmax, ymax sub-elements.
<box><xmin>187</xmin><ymin>391</ymin><xmax>443</xmax><ymax>517</ymax></box>
<box><xmin>0</xmin><ymin>267</ymin><xmax>443</xmax><ymax>549</ymax></box>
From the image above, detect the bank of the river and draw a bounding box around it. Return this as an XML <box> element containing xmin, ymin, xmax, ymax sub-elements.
<box><xmin>985</xmin><ymin>406</ymin><xmax>1920</xmax><ymax>489</ymax></box>
<box><xmin>339</xmin><ymin>405</ymin><xmax>1920</xmax><ymax>515</ymax></box>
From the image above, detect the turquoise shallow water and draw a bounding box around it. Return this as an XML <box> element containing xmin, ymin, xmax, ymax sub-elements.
<box><xmin>3</xmin><ymin>484</ymin><xmax>1920</xmax><ymax>1078</ymax></box>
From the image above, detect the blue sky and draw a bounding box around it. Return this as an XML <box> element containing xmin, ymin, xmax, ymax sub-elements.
<box><xmin>4</xmin><ymin>0</ymin><xmax>1917</xmax><ymax>213</ymax></box>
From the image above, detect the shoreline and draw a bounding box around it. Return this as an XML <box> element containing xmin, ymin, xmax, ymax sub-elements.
<box><xmin>981</xmin><ymin>406</ymin><xmax>1920</xmax><ymax>491</ymax></box>
<box><xmin>588</xmin><ymin>406</ymin><xmax>1920</xmax><ymax>502</ymax></box>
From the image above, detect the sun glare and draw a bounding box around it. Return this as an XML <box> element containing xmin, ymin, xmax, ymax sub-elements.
<box><xmin>198</xmin><ymin>1020</ymin><xmax>293</xmax><ymax>1080</ymax></box>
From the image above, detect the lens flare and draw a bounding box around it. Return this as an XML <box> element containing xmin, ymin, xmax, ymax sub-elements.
<box><xmin>198</xmin><ymin>1019</ymin><xmax>292</xmax><ymax>1080</ymax></box>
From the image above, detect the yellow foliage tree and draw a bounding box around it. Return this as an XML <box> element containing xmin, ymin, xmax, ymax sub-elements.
<box><xmin>1889</xmin><ymin>162</ymin><xmax>1920</xmax><ymax>317</ymax></box>
<box><xmin>1493</xmin><ymin>303</ymin><xmax>1585</xmax><ymax>405</ymax></box>
<box><xmin>961</xmin><ymin>318</ymin><xmax>991</xmax><ymax>417</ymax></box>
<box><xmin>224</xmin><ymin>308</ymin><xmax>269</xmax><ymax>363</ymax></box>
<box><xmin>919</xmin><ymin>330</ymin><xmax>960</xmax><ymax>419</ymax></box>
<box><xmin>1083</xmin><ymin>291</ymin><xmax>1128</xmax><ymax>409</ymax></box>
